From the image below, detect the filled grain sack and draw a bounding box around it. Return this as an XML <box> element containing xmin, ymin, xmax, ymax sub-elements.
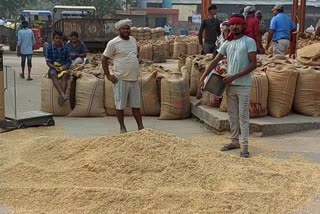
<box><xmin>294</xmin><ymin>66</ymin><xmax>320</xmax><ymax>117</ymax></box>
<box><xmin>266</xmin><ymin>58</ymin><xmax>298</xmax><ymax>117</ymax></box>
<box><xmin>185</xmin><ymin>55</ymin><xmax>197</xmax><ymax>82</ymax></box>
<box><xmin>152</xmin><ymin>44</ymin><xmax>166</xmax><ymax>63</ymax></box>
<box><xmin>198</xmin><ymin>91</ymin><xmax>221</xmax><ymax>107</ymax></box>
<box><xmin>162</xmin><ymin>42</ymin><xmax>171</xmax><ymax>59</ymax></box>
<box><xmin>159</xmin><ymin>72</ymin><xmax>190</xmax><ymax>120</ymax></box>
<box><xmin>220</xmin><ymin>72</ymin><xmax>269</xmax><ymax>118</ymax></box>
<box><xmin>187</xmin><ymin>42</ymin><xmax>199</xmax><ymax>55</ymax></box>
<box><xmin>139</xmin><ymin>72</ymin><xmax>161</xmax><ymax>116</ymax></box>
<box><xmin>178</xmin><ymin>53</ymin><xmax>187</xmax><ymax>71</ymax></box>
<box><xmin>172</xmin><ymin>41</ymin><xmax>187</xmax><ymax>59</ymax></box>
<box><xmin>104</xmin><ymin>76</ymin><xmax>132</xmax><ymax>116</ymax></box>
<box><xmin>190</xmin><ymin>60</ymin><xmax>206</xmax><ymax>96</ymax></box>
<box><xmin>180</xmin><ymin>66</ymin><xmax>189</xmax><ymax>85</ymax></box>
<box><xmin>296</xmin><ymin>43</ymin><xmax>320</xmax><ymax>66</ymax></box>
<box><xmin>139</xmin><ymin>44</ymin><xmax>153</xmax><ymax>61</ymax></box>
<box><xmin>41</xmin><ymin>76</ymin><xmax>72</xmax><ymax>116</ymax></box>
<box><xmin>219</xmin><ymin>93</ymin><xmax>228</xmax><ymax>112</ymax></box>
<box><xmin>68</xmin><ymin>73</ymin><xmax>105</xmax><ymax>117</ymax></box>
<box><xmin>196</xmin><ymin>62</ymin><xmax>207</xmax><ymax>99</ymax></box>
<box><xmin>250</xmin><ymin>72</ymin><xmax>268</xmax><ymax>118</ymax></box>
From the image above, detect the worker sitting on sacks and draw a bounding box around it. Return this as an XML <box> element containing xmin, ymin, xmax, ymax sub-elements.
<box><xmin>45</xmin><ymin>30</ymin><xmax>72</xmax><ymax>105</ymax></box>
<box><xmin>66</xmin><ymin>31</ymin><xmax>88</xmax><ymax>66</ymax></box>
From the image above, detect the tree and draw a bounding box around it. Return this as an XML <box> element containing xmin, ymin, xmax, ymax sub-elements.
<box><xmin>0</xmin><ymin>0</ymin><xmax>37</xmax><ymax>18</ymax></box>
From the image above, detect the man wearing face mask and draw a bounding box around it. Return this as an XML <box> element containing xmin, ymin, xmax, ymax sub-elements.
<box><xmin>198</xmin><ymin>4</ymin><xmax>221</xmax><ymax>55</ymax></box>
<box><xmin>101</xmin><ymin>19</ymin><xmax>144</xmax><ymax>134</ymax></box>
<box><xmin>200</xmin><ymin>14</ymin><xmax>257</xmax><ymax>158</ymax></box>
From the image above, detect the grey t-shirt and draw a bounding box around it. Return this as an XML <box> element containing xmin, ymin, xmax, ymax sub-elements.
<box><xmin>218</xmin><ymin>35</ymin><xmax>257</xmax><ymax>86</ymax></box>
<box><xmin>66</xmin><ymin>41</ymin><xmax>87</xmax><ymax>60</ymax></box>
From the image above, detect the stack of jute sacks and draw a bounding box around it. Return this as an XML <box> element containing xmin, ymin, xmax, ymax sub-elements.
<box><xmin>131</xmin><ymin>27</ymin><xmax>164</xmax><ymax>41</ymax></box>
<box><xmin>40</xmin><ymin>60</ymin><xmax>191</xmax><ymax>120</ymax></box>
<box><xmin>189</xmin><ymin>47</ymin><xmax>320</xmax><ymax>118</ymax></box>
<box><xmin>138</xmin><ymin>36</ymin><xmax>202</xmax><ymax>63</ymax></box>
<box><xmin>41</xmin><ymin>58</ymin><xmax>106</xmax><ymax>117</ymax></box>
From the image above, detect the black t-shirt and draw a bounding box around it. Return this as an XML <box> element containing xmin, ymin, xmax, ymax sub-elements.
<box><xmin>198</xmin><ymin>18</ymin><xmax>221</xmax><ymax>45</ymax></box>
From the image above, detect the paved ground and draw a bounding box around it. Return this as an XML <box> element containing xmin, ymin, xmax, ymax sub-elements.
<box><xmin>1</xmin><ymin>47</ymin><xmax>320</xmax><ymax>213</ymax></box>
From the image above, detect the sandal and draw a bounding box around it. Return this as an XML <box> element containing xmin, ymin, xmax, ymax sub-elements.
<box><xmin>220</xmin><ymin>143</ymin><xmax>240</xmax><ymax>151</ymax></box>
<box><xmin>240</xmin><ymin>150</ymin><xmax>250</xmax><ymax>158</ymax></box>
<box><xmin>26</xmin><ymin>77</ymin><xmax>33</xmax><ymax>81</ymax></box>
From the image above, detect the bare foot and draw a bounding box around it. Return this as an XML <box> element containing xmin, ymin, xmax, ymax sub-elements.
<box><xmin>138</xmin><ymin>126</ymin><xmax>144</xmax><ymax>130</ymax></box>
<box><xmin>26</xmin><ymin>77</ymin><xmax>33</xmax><ymax>81</ymax></box>
<box><xmin>20</xmin><ymin>73</ymin><xmax>25</xmax><ymax>79</ymax></box>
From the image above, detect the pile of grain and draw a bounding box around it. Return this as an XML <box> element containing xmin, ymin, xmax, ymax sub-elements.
<box><xmin>0</xmin><ymin>128</ymin><xmax>320</xmax><ymax>213</ymax></box>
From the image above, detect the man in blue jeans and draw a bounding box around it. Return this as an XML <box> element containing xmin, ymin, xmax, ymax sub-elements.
<box><xmin>200</xmin><ymin>14</ymin><xmax>257</xmax><ymax>158</ymax></box>
<box><xmin>17</xmin><ymin>20</ymin><xmax>35</xmax><ymax>80</ymax></box>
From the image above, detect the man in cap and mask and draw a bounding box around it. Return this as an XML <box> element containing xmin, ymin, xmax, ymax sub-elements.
<box><xmin>243</xmin><ymin>6</ymin><xmax>264</xmax><ymax>53</ymax></box>
<box><xmin>101</xmin><ymin>19</ymin><xmax>144</xmax><ymax>133</ymax></box>
<box><xmin>266</xmin><ymin>4</ymin><xmax>296</xmax><ymax>55</ymax></box>
<box><xmin>200</xmin><ymin>14</ymin><xmax>257</xmax><ymax>158</ymax></box>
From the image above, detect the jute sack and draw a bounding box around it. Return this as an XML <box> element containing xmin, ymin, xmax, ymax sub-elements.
<box><xmin>294</xmin><ymin>66</ymin><xmax>320</xmax><ymax>117</ymax></box>
<box><xmin>219</xmin><ymin>93</ymin><xmax>227</xmax><ymax>112</ymax></box>
<box><xmin>139</xmin><ymin>44</ymin><xmax>153</xmax><ymax>61</ymax></box>
<box><xmin>41</xmin><ymin>77</ymin><xmax>72</xmax><ymax>116</ymax></box>
<box><xmin>153</xmin><ymin>44</ymin><xmax>166</xmax><ymax>63</ymax></box>
<box><xmin>187</xmin><ymin>43</ymin><xmax>199</xmax><ymax>55</ymax></box>
<box><xmin>196</xmin><ymin>62</ymin><xmax>207</xmax><ymax>99</ymax></box>
<box><xmin>139</xmin><ymin>72</ymin><xmax>161</xmax><ymax>116</ymax></box>
<box><xmin>250</xmin><ymin>72</ymin><xmax>268</xmax><ymax>118</ymax></box>
<box><xmin>162</xmin><ymin>42</ymin><xmax>171</xmax><ymax>59</ymax></box>
<box><xmin>266</xmin><ymin>62</ymin><xmax>298</xmax><ymax>117</ymax></box>
<box><xmin>172</xmin><ymin>41</ymin><xmax>187</xmax><ymax>59</ymax></box>
<box><xmin>296</xmin><ymin>43</ymin><xmax>320</xmax><ymax>66</ymax></box>
<box><xmin>178</xmin><ymin>53</ymin><xmax>187</xmax><ymax>71</ymax></box>
<box><xmin>68</xmin><ymin>73</ymin><xmax>105</xmax><ymax>117</ymax></box>
<box><xmin>104</xmin><ymin>76</ymin><xmax>132</xmax><ymax>116</ymax></box>
<box><xmin>159</xmin><ymin>72</ymin><xmax>190</xmax><ymax>120</ymax></box>
<box><xmin>180</xmin><ymin>66</ymin><xmax>189</xmax><ymax>85</ymax></box>
<box><xmin>185</xmin><ymin>55</ymin><xmax>197</xmax><ymax>82</ymax></box>
<box><xmin>190</xmin><ymin>60</ymin><xmax>205</xmax><ymax>96</ymax></box>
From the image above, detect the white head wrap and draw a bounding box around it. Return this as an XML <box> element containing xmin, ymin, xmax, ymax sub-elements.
<box><xmin>115</xmin><ymin>19</ymin><xmax>132</xmax><ymax>30</ymax></box>
<box><xmin>243</xmin><ymin>6</ymin><xmax>256</xmax><ymax>19</ymax></box>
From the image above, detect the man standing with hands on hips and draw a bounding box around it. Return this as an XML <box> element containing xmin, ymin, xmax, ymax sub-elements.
<box><xmin>200</xmin><ymin>14</ymin><xmax>257</xmax><ymax>158</ymax></box>
<box><xmin>101</xmin><ymin>19</ymin><xmax>144</xmax><ymax>134</ymax></box>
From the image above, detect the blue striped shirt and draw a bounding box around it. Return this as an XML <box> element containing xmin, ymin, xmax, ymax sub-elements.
<box><xmin>45</xmin><ymin>44</ymin><xmax>72</xmax><ymax>68</ymax></box>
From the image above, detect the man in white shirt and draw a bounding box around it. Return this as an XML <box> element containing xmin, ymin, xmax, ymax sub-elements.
<box><xmin>101</xmin><ymin>19</ymin><xmax>144</xmax><ymax>133</ymax></box>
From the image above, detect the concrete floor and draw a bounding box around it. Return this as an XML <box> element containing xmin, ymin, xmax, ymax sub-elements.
<box><xmin>1</xmin><ymin>49</ymin><xmax>320</xmax><ymax>213</ymax></box>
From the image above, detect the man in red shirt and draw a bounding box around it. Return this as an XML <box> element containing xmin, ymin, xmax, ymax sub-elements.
<box><xmin>243</xmin><ymin>6</ymin><xmax>264</xmax><ymax>53</ymax></box>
